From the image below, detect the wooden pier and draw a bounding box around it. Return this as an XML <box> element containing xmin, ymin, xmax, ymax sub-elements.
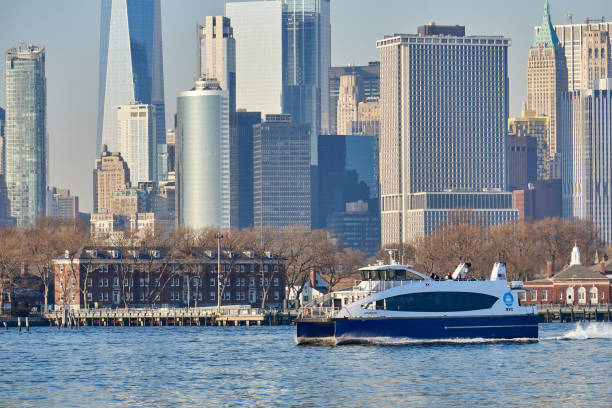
<box><xmin>537</xmin><ymin>305</ymin><xmax>612</xmax><ymax>323</ymax></box>
<box><xmin>44</xmin><ymin>306</ymin><xmax>296</xmax><ymax>328</ymax></box>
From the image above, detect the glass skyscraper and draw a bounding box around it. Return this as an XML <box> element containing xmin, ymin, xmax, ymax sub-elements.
<box><xmin>4</xmin><ymin>43</ymin><xmax>47</xmax><ymax>225</ymax></box>
<box><xmin>227</xmin><ymin>0</ymin><xmax>330</xmax><ymax>165</ymax></box>
<box><xmin>97</xmin><ymin>0</ymin><xmax>166</xmax><ymax>180</ymax></box>
<box><xmin>176</xmin><ymin>79</ymin><xmax>230</xmax><ymax>230</ymax></box>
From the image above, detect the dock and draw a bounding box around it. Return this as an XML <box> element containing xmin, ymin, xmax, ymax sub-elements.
<box><xmin>537</xmin><ymin>305</ymin><xmax>612</xmax><ymax>323</ymax></box>
<box><xmin>43</xmin><ymin>306</ymin><xmax>296</xmax><ymax>328</ymax></box>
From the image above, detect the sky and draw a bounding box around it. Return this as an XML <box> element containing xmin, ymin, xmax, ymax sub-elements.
<box><xmin>0</xmin><ymin>0</ymin><xmax>611</xmax><ymax>212</ymax></box>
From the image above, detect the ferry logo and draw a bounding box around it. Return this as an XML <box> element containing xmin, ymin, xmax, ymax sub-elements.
<box><xmin>503</xmin><ymin>292</ymin><xmax>514</xmax><ymax>307</ymax></box>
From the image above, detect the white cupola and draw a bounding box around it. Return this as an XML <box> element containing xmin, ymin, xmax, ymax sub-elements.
<box><xmin>570</xmin><ymin>243</ymin><xmax>582</xmax><ymax>266</ymax></box>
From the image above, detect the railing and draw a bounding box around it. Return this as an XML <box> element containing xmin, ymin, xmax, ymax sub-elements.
<box><xmin>45</xmin><ymin>305</ymin><xmax>264</xmax><ymax>319</ymax></box>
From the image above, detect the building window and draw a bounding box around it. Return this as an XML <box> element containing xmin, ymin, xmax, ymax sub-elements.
<box><xmin>87</xmin><ymin>278</ymin><xmax>92</xmax><ymax>288</ymax></box>
<box><xmin>210</xmin><ymin>291</ymin><xmax>215</xmax><ymax>301</ymax></box>
<box><xmin>140</xmin><ymin>292</ymin><xmax>145</xmax><ymax>301</ymax></box>
<box><xmin>260</xmin><ymin>278</ymin><xmax>264</xmax><ymax>287</ymax></box>
<box><xmin>531</xmin><ymin>291</ymin><xmax>537</xmax><ymax>301</ymax></box>
<box><xmin>578</xmin><ymin>287</ymin><xmax>586</xmax><ymax>304</ymax></box>
<box><xmin>541</xmin><ymin>290</ymin><xmax>548</xmax><ymax>301</ymax></box>
<box><xmin>518</xmin><ymin>292</ymin><xmax>526</xmax><ymax>301</ymax></box>
<box><xmin>114</xmin><ymin>277</ymin><xmax>119</xmax><ymax>288</ymax></box>
<box><xmin>99</xmin><ymin>278</ymin><xmax>104</xmax><ymax>287</ymax></box>
<box><xmin>249</xmin><ymin>277</ymin><xmax>255</xmax><ymax>287</ymax></box>
<box><xmin>273</xmin><ymin>278</ymin><xmax>279</xmax><ymax>287</ymax></box>
<box><xmin>223</xmin><ymin>292</ymin><xmax>231</xmax><ymax>301</ymax></box>
<box><xmin>210</xmin><ymin>277</ymin><xmax>215</xmax><ymax>286</ymax></box>
<box><xmin>274</xmin><ymin>291</ymin><xmax>279</xmax><ymax>301</ymax></box>
<box><xmin>87</xmin><ymin>293</ymin><xmax>92</xmax><ymax>302</ymax></box>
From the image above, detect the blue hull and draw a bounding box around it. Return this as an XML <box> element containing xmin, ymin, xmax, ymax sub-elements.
<box><xmin>297</xmin><ymin>315</ymin><xmax>539</xmax><ymax>345</ymax></box>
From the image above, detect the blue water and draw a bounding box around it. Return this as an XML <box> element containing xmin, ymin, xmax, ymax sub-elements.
<box><xmin>1</xmin><ymin>323</ymin><xmax>612</xmax><ymax>407</ymax></box>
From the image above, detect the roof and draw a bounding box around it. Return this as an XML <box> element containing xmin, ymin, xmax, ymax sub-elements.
<box><xmin>552</xmin><ymin>264</ymin><xmax>609</xmax><ymax>281</ymax></box>
<box><xmin>532</xmin><ymin>0</ymin><xmax>560</xmax><ymax>49</ymax></box>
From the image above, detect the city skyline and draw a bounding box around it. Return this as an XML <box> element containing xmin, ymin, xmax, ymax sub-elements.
<box><xmin>0</xmin><ymin>0</ymin><xmax>610</xmax><ymax>211</ymax></box>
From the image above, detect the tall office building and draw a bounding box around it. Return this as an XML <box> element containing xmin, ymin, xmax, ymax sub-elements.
<box><xmin>526</xmin><ymin>0</ymin><xmax>567</xmax><ymax>176</ymax></box>
<box><xmin>561</xmin><ymin>79</ymin><xmax>612</xmax><ymax>243</ymax></box>
<box><xmin>539</xmin><ymin>20</ymin><xmax>612</xmax><ymax>91</ymax></box>
<box><xmin>97</xmin><ymin>0</ymin><xmax>166</xmax><ymax>181</ymax></box>
<box><xmin>117</xmin><ymin>103</ymin><xmax>157</xmax><ymax>186</ymax></box>
<box><xmin>176</xmin><ymin>79</ymin><xmax>230</xmax><ymax>230</ymax></box>
<box><xmin>0</xmin><ymin>107</ymin><xmax>4</xmax><ymax>175</ymax></box>
<box><xmin>508</xmin><ymin>109</ymin><xmax>549</xmax><ymax>180</ymax></box>
<box><xmin>253</xmin><ymin>114</ymin><xmax>310</xmax><ymax>230</ymax></box>
<box><xmin>46</xmin><ymin>187</ymin><xmax>79</xmax><ymax>220</ymax></box>
<box><xmin>336</xmin><ymin>74</ymin><xmax>361</xmax><ymax>135</ymax></box>
<box><xmin>5</xmin><ymin>43</ymin><xmax>47</xmax><ymax>225</ymax></box>
<box><xmin>377</xmin><ymin>24</ymin><xmax>517</xmax><ymax>244</ymax></box>
<box><xmin>236</xmin><ymin>111</ymin><xmax>261</xmax><ymax>229</ymax></box>
<box><xmin>226</xmin><ymin>1</ymin><xmax>283</xmax><ymax>117</ymax></box>
<box><xmin>93</xmin><ymin>145</ymin><xmax>131</xmax><ymax>214</ymax></box>
<box><xmin>227</xmin><ymin>0</ymin><xmax>330</xmax><ymax>165</ymax></box>
<box><xmin>198</xmin><ymin>16</ymin><xmax>236</xmax><ymax>116</ymax></box>
<box><xmin>329</xmin><ymin>62</ymin><xmax>379</xmax><ymax>134</ymax></box>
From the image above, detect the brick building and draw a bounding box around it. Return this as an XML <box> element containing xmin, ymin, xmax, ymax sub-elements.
<box><xmin>53</xmin><ymin>247</ymin><xmax>286</xmax><ymax>310</ymax></box>
<box><xmin>522</xmin><ymin>245</ymin><xmax>612</xmax><ymax>306</ymax></box>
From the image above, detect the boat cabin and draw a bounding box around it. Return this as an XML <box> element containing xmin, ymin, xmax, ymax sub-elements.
<box><xmin>359</xmin><ymin>265</ymin><xmax>426</xmax><ymax>282</ymax></box>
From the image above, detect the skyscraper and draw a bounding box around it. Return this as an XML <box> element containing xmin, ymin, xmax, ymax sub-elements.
<box><xmin>377</xmin><ymin>24</ymin><xmax>517</xmax><ymax>244</ymax></box>
<box><xmin>329</xmin><ymin>62</ymin><xmax>380</xmax><ymax>134</ymax></box>
<box><xmin>561</xmin><ymin>79</ymin><xmax>612</xmax><ymax>243</ymax></box>
<box><xmin>539</xmin><ymin>20</ymin><xmax>612</xmax><ymax>91</ymax></box>
<box><xmin>226</xmin><ymin>0</ymin><xmax>330</xmax><ymax>165</ymax></box>
<box><xmin>97</xmin><ymin>0</ymin><xmax>166</xmax><ymax>181</ymax></box>
<box><xmin>198</xmin><ymin>16</ymin><xmax>236</xmax><ymax>117</ymax></box>
<box><xmin>117</xmin><ymin>103</ymin><xmax>157</xmax><ymax>186</ymax></box>
<box><xmin>236</xmin><ymin>111</ymin><xmax>262</xmax><ymax>229</ymax></box>
<box><xmin>508</xmin><ymin>109</ymin><xmax>549</xmax><ymax>181</ymax></box>
<box><xmin>5</xmin><ymin>43</ymin><xmax>47</xmax><ymax>225</ymax></box>
<box><xmin>226</xmin><ymin>1</ymin><xmax>283</xmax><ymax>117</ymax></box>
<box><xmin>176</xmin><ymin>79</ymin><xmax>230</xmax><ymax>230</ymax></box>
<box><xmin>526</xmin><ymin>1</ymin><xmax>567</xmax><ymax>178</ymax></box>
<box><xmin>46</xmin><ymin>187</ymin><xmax>79</xmax><ymax>220</ymax></box>
<box><xmin>0</xmin><ymin>107</ymin><xmax>4</xmax><ymax>174</ymax></box>
<box><xmin>93</xmin><ymin>145</ymin><xmax>131</xmax><ymax>214</ymax></box>
<box><xmin>253</xmin><ymin>114</ymin><xmax>310</xmax><ymax>230</ymax></box>
<box><xmin>336</xmin><ymin>74</ymin><xmax>361</xmax><ymax>135</ymax></box>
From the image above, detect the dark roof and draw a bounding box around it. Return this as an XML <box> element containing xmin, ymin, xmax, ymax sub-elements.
<box><xmin>552</xmin><ymin>264</ymin><xmax>609</xmax><ymax>280</ymax></box>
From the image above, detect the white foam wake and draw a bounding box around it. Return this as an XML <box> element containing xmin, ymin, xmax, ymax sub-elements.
<box><xmin>558</xmin><ymin>322</ymin><xmax>612</xmax><ymax>340</ymax></box>
<box><xmin>335</xmin><ymin>336</ymin><xmax>538</xmax><ymax>346</ymax></box>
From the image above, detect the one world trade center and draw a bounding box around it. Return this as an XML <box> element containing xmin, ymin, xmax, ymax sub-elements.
<box><xmin>97</xmin><ymin>0</ymin><xmax>166</xmax><ymax>180</ymax></box>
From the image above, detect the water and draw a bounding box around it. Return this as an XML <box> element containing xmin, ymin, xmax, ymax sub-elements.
<box><xmin>1</xmin><ymin>323</ymin><xmax>612</xmax><ymax>407</ymax></box>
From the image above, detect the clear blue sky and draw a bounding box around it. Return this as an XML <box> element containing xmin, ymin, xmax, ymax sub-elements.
<box><xmin>0</xmin><ymin>0</ymin><xmax>610</xmax><ymax>212</ymax></box>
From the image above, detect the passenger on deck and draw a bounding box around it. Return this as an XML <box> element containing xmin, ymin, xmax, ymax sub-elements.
<box><xmin>446</xmin><ymin>272</ymin><xmax>453</xmax><ymax>280</ymax></box>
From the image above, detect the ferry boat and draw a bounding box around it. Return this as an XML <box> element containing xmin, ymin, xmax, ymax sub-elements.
<box><xmin>296</xmin><ymin>259</ymin><xmax>539</xmax><ymax>345</ymax></box>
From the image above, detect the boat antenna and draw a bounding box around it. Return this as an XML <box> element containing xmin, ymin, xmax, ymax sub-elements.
<box><xmin>387</xmin><ymin>249</ymin><xmax>397</xmax><ymax>265</ymax></box>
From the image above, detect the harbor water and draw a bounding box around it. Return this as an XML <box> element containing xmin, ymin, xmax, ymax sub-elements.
<box><xmin>1</xmin><ymin>323</ymin><xmax>611</xmax><ymax>407</ymax></box>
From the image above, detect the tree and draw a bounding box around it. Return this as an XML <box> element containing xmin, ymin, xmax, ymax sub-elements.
<box><xmin>243</xmin><ymin>227</ymin><xmax>281</xmax><ymax>309</ymax></box>
<box><xmin>0</xmin><ymin>228</ymin><xmax>22</xmax><ymax>312</ymax></box>
<box><xmin>279</xmin><ymin>227</ymin><xmax>320</xmax><ymax>308</ymax></box>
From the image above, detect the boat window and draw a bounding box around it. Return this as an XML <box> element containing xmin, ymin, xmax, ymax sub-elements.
<box><xmin>376</xmin><ymin>299</ymin><xmax>385</xmax><ymax>310</ymax></box>
<box><xmin>395</xmin><ymin>270</ymin><xmax>406</xmax><ymax>280</ymax></box>
<box><xmin>360</xmin><ymin>271</ymin><xmax>367</xmax><ymax>281</ymax></box>
<box><xmin>382</xmin><ymin>292</ymin><xmax>498</xmax><ymax>312</ymax></box>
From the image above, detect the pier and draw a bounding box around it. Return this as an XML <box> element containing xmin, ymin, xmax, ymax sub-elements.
<box><xmin>43</xmin><ymin>306</ymin><xmax>296</xmax><ymax>328</ymax></box>
<box><xmin>537</xmin><ymin>305</ymin><xmax>612</xmax><ymax>323</ymax></box>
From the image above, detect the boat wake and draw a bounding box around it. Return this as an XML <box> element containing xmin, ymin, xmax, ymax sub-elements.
<box><xmin>296</xmin><ymin>336</ymin><xmax>538</xmax><ymax>346</ymax></box>
<box><xmin>542</xmin><ymin>322</ymin><xmax>612</xmax><ymax>341</ymax></box>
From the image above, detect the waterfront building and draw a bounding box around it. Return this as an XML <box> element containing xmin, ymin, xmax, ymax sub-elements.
<box><xmin>512</xmin><ymin>180</ymin><xmax>562</xmax><ymax>221</ymax></box>
<box><xmin>226</xmin><ymin>1</ymin><xmax>283</xmax><ymax>117</ymax></box>
<box><xmin>111</xmin><ymin>188</ymin><xmax>149</xmax><ymax>217</ymax></box>
<box><xmin>227</xmin><ymin>0</ymin><xmax>330</xmax><ymax>163</ymax></box>
<box><xmin>561</xmin><ymin>79</ymin><xmax>612</xmax><ymax>243</ymax></box>
<box><xmin>328</xmin><ymin>201</ymin><xmax>380</xmax><ymax>256</ymax></box>
<box><xmin>507</xmin><ymin>132</ymin><xmax>537</xmax><ymax>191</ymax></box>
<box><xmin>5</xmin><ymin>43</ymin><xmax>47</xmax><ymax>225</ymax></box>
<box><xmin>53</xmin><ymin>247</ymin><xmax>286</xmax><ymax>309</ymax></box>
<box><xmin>97</xmin><ymin>0</ymin><xmax>166</xmax><ymax>182</ymax></box>
<box><xmin>522</xmin><ymin>245</ymin><xmax>612</xmax><ymax>306</ymax></box>
<box><xmin>539</xmin><ymin>19</ymin><xmax>612</xmax><ymax>91</ymax></box>
<box><xmin>526</xmin><ymin>1</ymin><xmax>568</xmax><ymax>176</ymax></box>
<box><xmin>236</xmin><ymin>111</ymin><xmax>262</xmax><ymax>229</ymax></box>
<box><xmin>176</xmin><ymin>79</ymin><xmax>230</xmax><ymax>230</ymax></box>
<box><xmin>117</xmin><ymin>103</ymin><xmax>157</xmax><ymax>185</ymax></box>
<box><xmin>46</xmin><ymin>187</ymin><xmax>79</xmax><ymax>220</ymax></box>
<box><xmin>93</xmin><ymin>146</ymin><xmax>131</xmax><ymax>214</ymax></box>
<box><xmin>377</xmin><ymin>24</ymin><xmax>516</xmax><ymax>245</ymax></box>
<box><xmin>329</xmin><ymin>62</ymin><xmax>379</xmax><ymax>134</ymax></box>
<box><xmin>253</xmin><ymin>114</ymin><xmax>310</xmax><ymax>230</ymax></box>
<box><xmin>508</xmin><ymin>109</ymin><xmax>549</xmax><ymax>181</ymax></box>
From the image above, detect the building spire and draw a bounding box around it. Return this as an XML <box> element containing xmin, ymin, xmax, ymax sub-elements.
<box><xmin>532</xmin><ymin>0</ymin><xmax>560</xmax><ymax>49</ymax></box>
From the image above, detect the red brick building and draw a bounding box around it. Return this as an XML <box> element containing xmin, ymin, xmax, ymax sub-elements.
<box><xmin>522</xmin><ymin>246</ymin><xmax>611</xmax><ymax>306</ymax></box>
<box><xmin>53</xmin><ymin>247</ymin><xmax>286</xmax><ymax>310</ymax></box>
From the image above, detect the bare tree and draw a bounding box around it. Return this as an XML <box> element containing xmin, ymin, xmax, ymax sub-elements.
<box><xmin>280</xmin><ymin>227</ymin><xmax>320</xmax><ymax>308</ymax></box>
<box><xmin>0</xmin><ymin>229</ymin><xmax>22</xmax><ymax>312</ymax></box>
<box><xmin>243</xmin><ymin>227</ymin><xmax>281</xmax><ymax>309</ymax></box>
